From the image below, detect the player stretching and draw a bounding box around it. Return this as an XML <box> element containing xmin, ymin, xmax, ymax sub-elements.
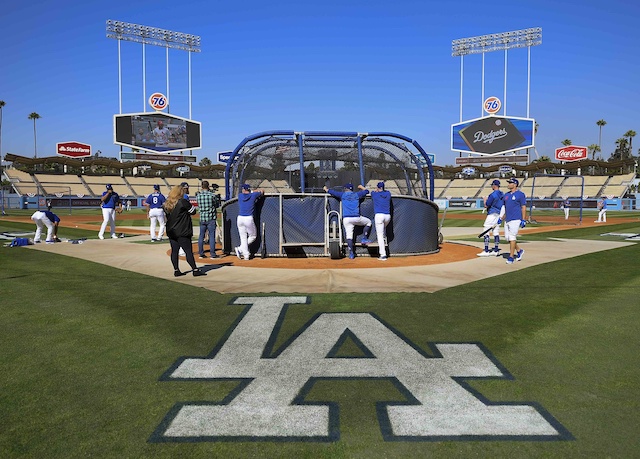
<box><xmin>324</xmin><ymin>183</ymin><xmax>372</xmax><ymax>259</ymax></box>
<box><xmin>370</xmin><ymin>181</ymin><xmax>392</xmax><ymax>260</ymax></box>
<box><xmin>500</xmin><ymin>178</ymin><xmax>527</xmax><ymax>265</ymax></box>
<box><xmin>478</xmin><ymin>179</ymin><xmax>504</xmax><ymax>257</ymax></box>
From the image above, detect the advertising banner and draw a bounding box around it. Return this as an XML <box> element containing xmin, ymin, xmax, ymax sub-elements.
<box><xmin>451</xmin><ymin>116</ymin><xmax>535</xmax><ymax>155</ymax></box>
<box><xmin>554</xmin><ymin>145</ymin><xmax>588</xmax><ymax>162</ymax></box>
<box><xmin>57</xmin><ymin>141</ymin><xmax>91</xmax><ymax>158</ymax></box>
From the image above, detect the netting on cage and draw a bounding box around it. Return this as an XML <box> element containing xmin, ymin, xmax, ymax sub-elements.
<box><xmin>225</xmin><ymin>131</ymin><xmax>434</xmax><ymax>199</ymax></box>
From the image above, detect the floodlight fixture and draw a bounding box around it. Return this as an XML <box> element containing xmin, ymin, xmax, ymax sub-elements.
<box><xmin>106</xmin><ymin>20</ymin><xmax>201</xmax><ymax>52</ymax></box>
<box><xmin>452</xmin><ymin>27</ymin><xmax>541</xmax><ymax>56</ymax></box>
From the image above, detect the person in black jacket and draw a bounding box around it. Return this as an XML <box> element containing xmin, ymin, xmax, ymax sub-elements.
<box><xmin>163</xmin><ymin>184</ymin><xmax>206</xmax><ymax>277</ymax></box>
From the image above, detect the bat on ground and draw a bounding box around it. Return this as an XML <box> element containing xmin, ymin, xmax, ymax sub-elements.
<box><xmin>477</xmin><ymin>223</ymin><xmax>499</xmax><ymax>238</ymax></box>
<box><xmin>260</xmin><ymin>222</ymin><xmax>267</xmax><ymax>258</ymax></box>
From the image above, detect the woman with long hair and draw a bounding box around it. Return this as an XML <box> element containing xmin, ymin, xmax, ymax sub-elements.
<box><xmin>163</xmin><ymin>184</ymin><xmax>206</xmax><ymax>277</ymax></box>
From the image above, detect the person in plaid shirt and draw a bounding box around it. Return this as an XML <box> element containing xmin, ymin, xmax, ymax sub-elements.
<box><xmin>196</xmin><ymin>180</ymin><xmax>219</xmax><ymax>258</ymax></box>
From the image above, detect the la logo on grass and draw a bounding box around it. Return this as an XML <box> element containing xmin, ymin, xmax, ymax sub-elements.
<box><xmin>151</xmin><ymin>296</ymin><xmax>572</xmax><ymax>442</ymax></box>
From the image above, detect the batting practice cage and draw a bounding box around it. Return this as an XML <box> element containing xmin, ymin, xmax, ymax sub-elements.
<box><xmin>221</xmin><ymin>131</ymin><xmax>440</xmax><ymax>258</ymax></box>
<box><xmin>527</xmin><ymin>173</ymin><xmax>585</xmax><ymax>226</ymax></box>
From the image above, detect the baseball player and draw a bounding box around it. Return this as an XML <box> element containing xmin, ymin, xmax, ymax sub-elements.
<box><xmin>596</xmin><ymin>197</ymin><xmax>608</xmax><ymax>222</ymax></box>
<box><xmin>235</xmin><ymin>183</ymin><xmax>264</xmax><ymax>260</ymax></box>
<box><xmin>143</xmin><ymin>184</ymin><xmax>167</xmax><ymax>241</ymax></box>
<box><xmin>98</xmin><ymin>184</ymin><xmax>122</xmax><ymax>240</ymax></box>
<box><xmin>500</xmin><ymin>178</ymin><xmax>527</xmax><ymax>264</ymax></box>
<box><xmin>478</xmin><ymin>179</ymin><xmax>504</xmax><ymax>257</ymax></box>
<box><xmin>370</xmin><ymin>181</ymin><xmax>391</xmax><ymax>260</ymax></box>
<box><xmin>31</xmin><ymin>209</ymin><xmax>61</xmax><ymax>243</ymax></box>
<box><xmin>324</xmin><ymin>183</ymin><xmax>372</xmax><ymax>259</ymax></box>
<box><xmin>562</xmin><ymin>198</ymin><xmax>571</xmax><ymax>220</ymax></box>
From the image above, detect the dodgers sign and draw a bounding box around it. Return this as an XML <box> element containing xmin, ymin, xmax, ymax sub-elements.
<box><xmin>151</xmin><ymin>296</ymin><xmax>572</xmax><ymax>443</ymax></box>
<box><xmin>451</xmin><ymin>116</ymin><xmax>535</xmax><ymax>155</ymax></box>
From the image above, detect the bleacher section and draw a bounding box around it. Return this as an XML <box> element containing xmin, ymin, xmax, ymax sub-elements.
<box><xmin>4</xmin><ymin>169</ymin><xmax>40</xmax><ymax>196</ymax></box>
<box><xmin>556</xmin><ymin>175</ymin><xmax>605</xmax><ymax>199</ymax></box>
<box><xmin>82</xmin><ymin>176</ymin><xmax>128</xmax><ymax>197</ymax></box>
<box><xmin>34</xmin><ymin>174</ymin><xmax>89</xmax><ymax>197</ymax></box>
<box><xmin>527</xmin><ymin>176</ymin><xmax>564</xmax><ymax>199</ymax></box>
<box><xmin>601</xmin><ymin>172</ymin><xmax>635</xmax><ymax>197</ymax></box>
<box><xmin>125</xmin><ymin>177</ymin><xmax>170</xmax><ymax>197</ymax></box>
<box><xmin>443</xmin><ymin>179</ymin><xmax>487</xmax><ymax>199</ymax></box>
<box><xmin>270</xmin><ymin>180</ymin><xmax>295</xmax><ymax>193</ymax></box>
<box><xmin>432</xmin><ymin>179</ymin><xmax>452</xmax><ymax>199</ymax></box>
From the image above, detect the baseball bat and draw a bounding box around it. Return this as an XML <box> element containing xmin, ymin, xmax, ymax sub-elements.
<box><xmin>477</xmin><ymin>223</ymin><xmax>499</xmax><ymax>238</ymax></box>
<box><xmin>260</xmin><ymin>222</ymin><xmax>267</xmax><ymax>258</ymax></box>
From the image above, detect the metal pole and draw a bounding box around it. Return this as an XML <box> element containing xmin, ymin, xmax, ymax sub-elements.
<box><xmin>166</xmin><ymin>45</ymin><xmax>170</xmax><ymax>113</ymax></box>
<box><xmin>481</xmin><ymin>52</ymin><xmax>485</xmax><ymax>117</ymax></box>
<box><xmin>142</xmin><ymin>42</ymin><xmax>147</xmax><ymax>112</ymax></box>
<box><xmin>459</xmin><ymin>55</ymin><xmax>464</xmax><ymax>122</ymax></box>
<box><xmin>503</xmin><ymin>48</ymin><xmax>508</xmax><ymax>115</ymax></box>
<box><xmin>188</xmin><ymin>51</ymin><xmax>192</xmax><ymax>119</ymax></box>
<box><xmin>118</xmin><ymin>39</ymin><xmax>122</xmax><ymax>114</ymax></box>
<box><xmin>527</xmin><ymin>46</ymin><xmax>531</xmax><ymax>118</ymax></box>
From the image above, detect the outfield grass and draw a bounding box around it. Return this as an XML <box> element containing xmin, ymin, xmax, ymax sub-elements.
<box><xmin>1</xmin><ymin>215</ymin><xmax>639</xmax><ymax>458</ymax></box>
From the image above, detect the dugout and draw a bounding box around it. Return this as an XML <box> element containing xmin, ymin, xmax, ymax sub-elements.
<box><xmin>221</xmin><ymin>131</ymin><xmax>440</xmax><ymax>258</ymax></box>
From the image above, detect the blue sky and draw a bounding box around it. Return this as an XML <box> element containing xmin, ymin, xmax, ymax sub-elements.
<box><xmin>1</xmin><ymin>0</ymin><xmax>639</xmax><ymax>166</ymax></box>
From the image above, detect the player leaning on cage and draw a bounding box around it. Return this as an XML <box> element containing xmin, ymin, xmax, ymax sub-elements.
<box><xmin>323</xmin><ymin>183</ymin><xmax>372</xmax><ymax>259</ymax></box>
<box><xmin>478</xmin><ymin>179</ymin><xmax>504</xmax><ymax>257</ymax></box>
<box><xmin>500</xmin><ymin>178</ymin><xmax>527</xmax><ymax>265</ymax></box>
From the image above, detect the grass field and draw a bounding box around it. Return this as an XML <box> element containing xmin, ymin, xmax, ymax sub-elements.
<box><xmin>1</xmin><ymin>210</ymin><xmax>639</xmax><ymax>458</ymax></box>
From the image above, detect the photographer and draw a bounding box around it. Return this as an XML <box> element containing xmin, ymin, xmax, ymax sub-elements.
<box><xmin>195</xmin><ymin>180</ymin><xmax>220</xmax><ymax>258</ymax></box>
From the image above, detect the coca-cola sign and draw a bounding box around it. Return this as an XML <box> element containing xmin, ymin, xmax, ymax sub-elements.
<box><xmin>555</xmin><ymin>145</ymin><xmax>588</xmax><ymax>162</ymax></box>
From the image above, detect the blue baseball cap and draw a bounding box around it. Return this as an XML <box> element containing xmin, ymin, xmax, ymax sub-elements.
<box><xmin>106</xmin><ymin>184</ymin><xmax>113</xmax><ymax>190</ymax></box>
<box><xmin>491</xmin><ymin>179</ymin><xmax>501</xmax><ymax>186</ymax></box>
<box><xmin>242</xmin><ymin>183</ymin><xmax>251</xmax><ymax>191</ymax></box>
<box><xmin>377</xmin><ymin>181</ymin><xmax>385</xmax><ymax>189</ymax></box>
<box><xmin>153</xmin><ymin>184</ymin><xmax>160</xmax><ymax>190</ymax></box>
<box><xmin>507</xmin><ymin>178</ymin><xmax>519</xmax><ymax>186</ymax></box>
<box><xmin>180</xmin><ymin>182</ymin><xmax>189</xmax><ymax>188</ymax></box>
<box><xmin>343</xmin><ymin>183</ymin><xmax>354</xmax><ymax>190</ymax></box>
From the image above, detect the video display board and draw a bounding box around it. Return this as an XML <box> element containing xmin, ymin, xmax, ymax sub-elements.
<box><xmin>114</xmin><ymin>112</ymin><xmax>201</xmax><ymax>154</ymax></box>
<box><xmin>451</xmin><ymin>115</ymin><xmax>534</xmax><ymax>155</ymax></box>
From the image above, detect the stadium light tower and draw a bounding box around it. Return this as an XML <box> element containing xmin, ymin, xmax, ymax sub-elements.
<box><xmin>452</xmin><ymin>27</ymin><xmax>542</xmax><ymax>120</ymax></box>
<box><xmin>106</xmin><ymin>20</ymin><xmax>201</xmax><ymax>116</ymax></box>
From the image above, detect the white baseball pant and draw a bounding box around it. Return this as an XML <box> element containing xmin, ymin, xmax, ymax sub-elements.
<box><xmin>31</xmin><ymin>211</ymin><xmax>54</xmax><ymax>242</ymax></box>
<box><xmin>482</xmin><ymin>213</ymin><xmax>501</xmax><ymax>237</ymax></box>
<box><xmin>343</xmin><ymin>216</ymin><xmax>372</xmax><ymax>240</ymax></box>
<box><xmin>149</xmin><ymin>208</ymin><xmax>166</xmax><ymax>239</ymax></box>
<box><xmin>237</xmin><ymin>215</ymin><xmax>257</xmax><ymax>260</ymax></box>
<box><xmin>99</xmin><ymin>207</ymin><xmax>116</xmax><ymax>238</ymax></box>
<box><xmin>375</xmin><ymin>213</ymin><xmax>391</xmax><ymax>257</ymax></box>
<box><xmin>504</xmin><ymin>219</ymin><xmax>521</xmax><ymax>242</ymax></box>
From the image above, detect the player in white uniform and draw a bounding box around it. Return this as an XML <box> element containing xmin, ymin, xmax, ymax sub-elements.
<box><xmin>144</xmin><ymin>184</ymin><xmax>167</xmax><ymax>241</ymax></box>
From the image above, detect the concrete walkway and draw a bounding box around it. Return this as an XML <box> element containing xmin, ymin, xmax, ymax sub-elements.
<box><xmin>26</xmin><ymin>228</ymin><xmax>634</xmax><ymax>294</ymax></box>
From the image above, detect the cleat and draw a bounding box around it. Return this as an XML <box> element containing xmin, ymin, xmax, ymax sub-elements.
<box><xmin>235</xmin><ymin>247</ymin><xmax>242</xmax><ymax>259</ymax></box>
<box><xmin>151</xmin><ymin>238</ymin><xmax>156</xmax><ymax>242</ymax></box>
<box><xmin>477</xmin><ymin>250</ymin><xmax>492</xmax><ymax>257</ymax></box>
<box><xmin>210</xmin><ymin>253</ymin><xmax>219</xmax><ymax>258</ymax></box>
<box><xmin>492</xmin><ymin>248</ymin><xmax>501</xmax><ymax>256</ymax></box>
<box><xmin>378</xmin><ymin>256</ymin><xmax>388</xmax><ymax>261</ymax></box>
<box><xmin>349</xmin><ymin>252</ymin><xmax>356</xmax><ymax>259</ymax></box>
<box><xmin>506</xmin><ymin>257</ymin><xmax>515</xmax><ymax>264</ymax></box>
<box><xmin>517</xmin><ymin>249</ymin><xmax>525</xmax><ymax>261</ymax></box>
<box><xmin>199</xmin><ymin>254</ymin><xmax>207</xmax><ymax>259</ymax></box>
<box><xmin>98</xmin><ymin>234</ymin><xmax>104</xmax><ymax>240</ymax></box>
<box><xmin>111</xmin><ymin>234</ymin><xmax>119</xmax><ymax>239</ymax></box>
<box><xmin>45</xmin><ymin>241</ymin><xmax>55</xmax><ymax>244</ymax></box>
<box><xmin>192</xmin><ymin>269</ymin><xmax>207</xmax><ymax>277</ymax></box>
<box><xmin>360</xmin><ymin>238</ymin><xmax>371</xmax><ymax>245</ymax></box>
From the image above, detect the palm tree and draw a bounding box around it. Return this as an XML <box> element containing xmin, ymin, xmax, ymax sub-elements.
<box><xmin>624</xmin><ymin>130</ymin><xmax>636</xmax><ymax>158</ymax></box>
<box><xmin>28</xmin><ymin>112</ymin><xmax>41</xmax><ymax>158</ymax></box>
<box><xmin>561</xmin><ymin>139</ymin><xmax>572</xmax><ymax>146</ymax></box>
<box><xmin>596</xmin><ymin>119</ymin><xmax>607</xmax><ymax>148</ymax></box>
<box><xmin>588</xmin><ymin>144</ymin><xmax>601</xmax><ymax>160</ymax></box>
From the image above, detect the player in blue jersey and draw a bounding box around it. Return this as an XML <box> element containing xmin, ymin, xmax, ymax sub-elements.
<box><xmin>499</xmin><ymin>178</ymin><xmax>527</xmax><ymax>264</ymax></box>
<box><xmin>478</xmin><ymin>179</ymin><xmax>504</xmax><ymax>257</ymax></box>
<box><xmin>370</xmin><ymin>181</ymin><xmax>392</xmax><ymax>260</ymax></box>
<box><xmin>596</xmin><ymin>197</ymin><xmax>607</xmax><ymax>222</ymax></box>
<box><xmin>98</xmin><ymin>184</ymin><xmax>123</xmax><ymax>240</ymax></box>
<box><xmin>324</xmin><ymin>183</ymin><xmax>372</xmax><ymax>259</ymax></box>
<box><xmin>31</xmin><ymin>209</ymin><xmax>61</xmax><ymax>243</ymax></box>
<box><xmin>235</xmin><ymin>183</ymin><xmax>264</xmax><ymax>260</ymax></box>
<box><xmin>143</xmin><ymin>184</ymin><xmax>167</xmax><ymax>241</ymax></box>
